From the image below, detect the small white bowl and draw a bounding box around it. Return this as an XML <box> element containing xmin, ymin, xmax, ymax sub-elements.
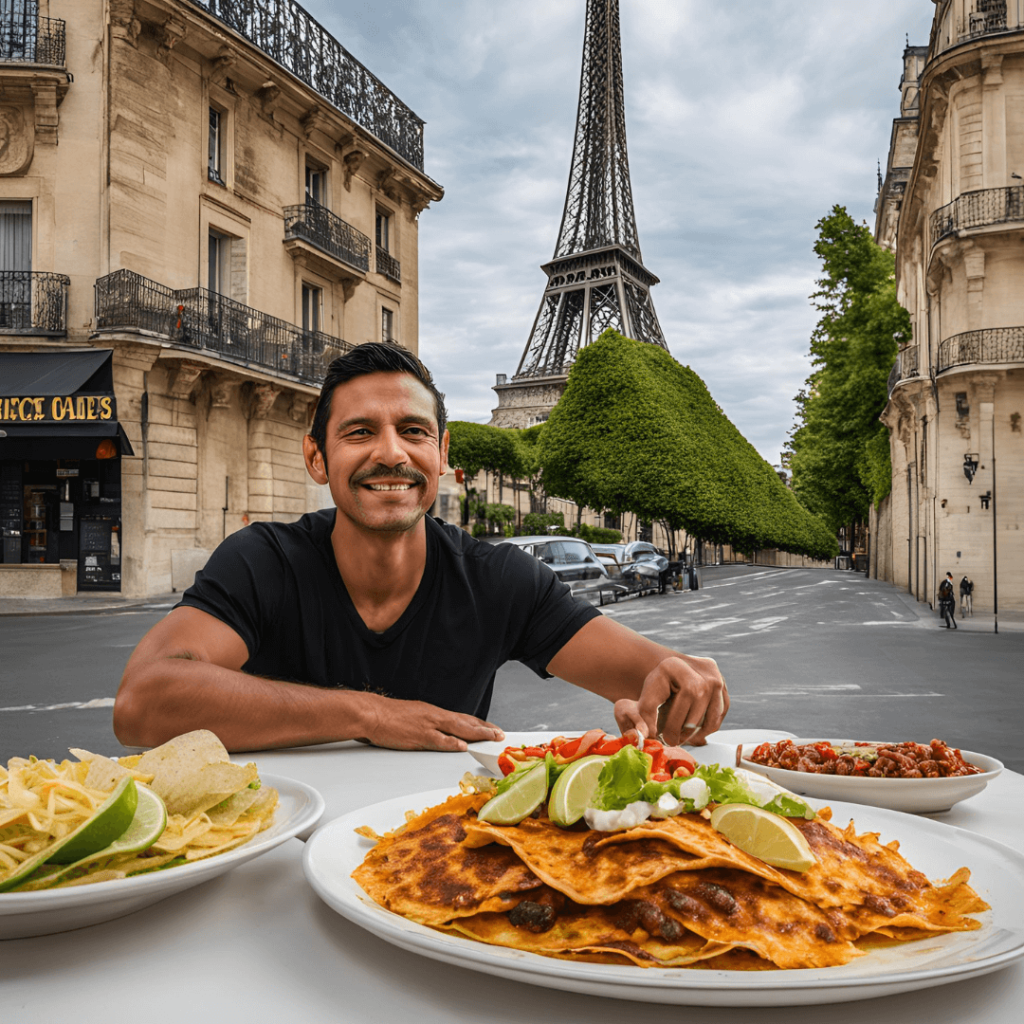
<box><xmin>738</xmin><ymin>740</ymin><xmax>1003</xmax><ymax>814</ymax></box>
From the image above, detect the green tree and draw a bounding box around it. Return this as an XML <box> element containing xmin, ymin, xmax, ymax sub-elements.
<box><xmin>786</xmin><ymin>206</ymin><xmax>911</xmax><ymax>529</ymax></box>
<box><xmin>540</xmin><ymin>330</ymin><xmax>837</xmax><ymax>560</ymax></box>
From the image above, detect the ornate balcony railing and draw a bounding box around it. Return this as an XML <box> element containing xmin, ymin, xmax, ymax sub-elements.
<box><xmin>887</xmin><ymin>346</ymin><xmax>920</xmax><ymax>397</ymax></box>
<box><xmin>283</xmin><ymin>203</ymin><xmax>370</xmax><ymax>272</ymax></box>
<box><xmin>94</xmin><ymin>269</ymin><xmax>353</xmax><ymax>385</ymax></box>
<box><xmin>375</xmin><ymin>248</ymin><xmax>401</xmax><ymax>284</ymax></box>
<box><xmin>930</xmin><ymin>185</ymin><xmax>1024</xmax><ymax>247</ymax></box>
<box><xmin>187</xmin><ymin>1</ymin><xmax>424</xmax><ymax>170</ymax></box>
<box><xmin>0</xmin><ymin>15</ymin><xmax>65</xmax><ymax>66</ymax></box>
<box><xmin>938</xmin><ymin>327</ymin><xmax>1024</xmax><ymax>372</ymax></box>
<box><xmin>0</xmin><ymin>271</ymin><xmax>69</xmax><ymax>334</ymax></box>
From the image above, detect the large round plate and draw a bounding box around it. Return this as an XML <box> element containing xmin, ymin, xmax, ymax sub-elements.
<box><xmin>0</xmin><ymin>774</ymin><xmax>324</xmax><ymax>940</ymax></box>
<box><xmin>303</xmin><ymin>788</ymin><xmax>1024</xmax><ymax>1006</ymax></box>
<box><xmin>738</xmin><ymin>741</ymin><xmax>1003</xmax><ymax>813</ymax></box>
<box><xmin>467</xmin><ymin>728</ymin><xmax>795</xmax><ymax>776</ymax></box>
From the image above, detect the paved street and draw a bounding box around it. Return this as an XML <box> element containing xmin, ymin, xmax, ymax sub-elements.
<box><xmin>2</xmin><ymin>566</ymin><xmax>1021</xmax><ymax>772</ymax></box>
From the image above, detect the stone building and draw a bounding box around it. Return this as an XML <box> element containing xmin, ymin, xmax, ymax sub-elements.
<box><xmin>0</xmin><ymin>0</ymin><xmax>442</xmax><ymax>598</ymax></box>
<box><xmin>874</xmin><ymin>0</ymin><xmax>1024</xmax><ymax>615</ymax></box>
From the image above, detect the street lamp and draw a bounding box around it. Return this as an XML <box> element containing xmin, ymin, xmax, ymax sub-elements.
<box><xmin>963</xmin><ymin>453</ymin><xmax>979</xmax><ymax>483</ymax></box>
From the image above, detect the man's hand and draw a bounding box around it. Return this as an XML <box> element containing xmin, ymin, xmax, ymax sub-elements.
<box><xmin>612</xmin><ymin>655</ymin><xmax>729</xmax><ymax>747</ymax></box>
<box><xmin>356</xmin><ymin>695</ymin><xmax>504</xmax><ymax>752</ymax></box>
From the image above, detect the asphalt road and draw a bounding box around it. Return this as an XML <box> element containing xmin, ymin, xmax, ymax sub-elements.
<box><xmin>1</xmin><ymin>567</ymin><xmax>1021</xmax><ymax>772</ymax></box>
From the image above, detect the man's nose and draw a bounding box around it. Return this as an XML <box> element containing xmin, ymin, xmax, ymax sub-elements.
<box><xmin>372</xmin><ymin>426</ymin><xmax>407</xmax><ymax>465</ymax></box>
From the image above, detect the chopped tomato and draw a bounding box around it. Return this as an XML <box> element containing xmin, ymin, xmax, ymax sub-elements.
<box><xmin>556</xmin><ymin>737</ymin><xmax>582</xmax><ymax>759</ymax></box>
<box><xmin>651</xmin><ymin>770</ymin><xmax>671</xmax><ymax>782</ymax></box>
<box><xmin>522</xmin><ymin>747</ymin><xmax>546</xmax><ymax>758</ymax></box>
<box><xmin>813</xmin><ymin>742</ymin><xmax>838</xmax><ymax>762</ymax></box>
<box><xmin>497</xmin><ymin>754</ymin><xmax>517</xmax><ymax>776</ymax></box>
<box><xmin>593</xmin><ymin>737</ymin><xmax>625</xmax><ymax>757</ymax></box>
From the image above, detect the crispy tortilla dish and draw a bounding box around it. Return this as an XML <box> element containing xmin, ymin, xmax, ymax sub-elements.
<box><xmin>353</xmin><ymin>792</ymin><xmax>989</xmax><ymax>970</ymax></box>
<box><xmin>1</xmin><ymin>730</ymin><xmax>278</xmax><ymax>891</ymax></box>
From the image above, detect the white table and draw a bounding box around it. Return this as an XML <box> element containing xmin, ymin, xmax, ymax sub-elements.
<box><xmin>2</xmin><ymin>736</ymin><xmax>1021</xmax><ymax>1022</ymax></box>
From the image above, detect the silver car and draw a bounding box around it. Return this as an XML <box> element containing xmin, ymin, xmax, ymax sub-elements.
<box><xmin>496</xmin><ymin>535</ymin><xmax>623</xmax><ymax>604</ymax></box>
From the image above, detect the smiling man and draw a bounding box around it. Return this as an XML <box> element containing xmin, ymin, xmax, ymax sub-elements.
<box><xmin>115</xmin><ymin>344</ymin><xmax>728</xmax><ymax>752</ymax></box>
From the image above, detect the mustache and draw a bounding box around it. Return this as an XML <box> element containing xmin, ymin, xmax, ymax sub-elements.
<box><xmin>351</xmin><ymin>465</ymin><xmax>427</xmax><ymax>487</ymax></box>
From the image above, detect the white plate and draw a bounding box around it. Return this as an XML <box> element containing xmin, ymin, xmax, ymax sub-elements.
<box><xmin>0</xmin><ymin>774</ymin><xmax>324</xmax><ymax>940</ymax></box>
<box><xmin>466</xmin><ymin>729</ymin><xmax>795</xmax><ymax>776</ymax></box>
<box><xmin>304</xmin><ymin>788</ymin><xmax>1024</xmax><ymax>1006</ymax></box>
<box><xmin>738</xmin><ymin>741</ymin><xmax>1003</xmax><ymax>814</ymax></box>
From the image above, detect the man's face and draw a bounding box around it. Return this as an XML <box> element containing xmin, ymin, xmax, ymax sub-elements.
<box><xmin>303</xmin><ymin>371</ymin><xmax>449</xmax><ymax>534</ymax></box>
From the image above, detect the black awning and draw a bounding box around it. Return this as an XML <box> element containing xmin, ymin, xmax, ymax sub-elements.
<box><xmin>0</xmin><ymin>349</ymin><xmax>114</xmax><ymax>397</ymax></box>
<box><xmin>0</xmin><ymin>422</ymin><xmax>134</xmax><ymax>459</ymax></box>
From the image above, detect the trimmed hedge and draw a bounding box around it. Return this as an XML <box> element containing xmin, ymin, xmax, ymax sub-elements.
<box><xmin>540</xmin><ymin>331</ymin><xmax>838</xmax><ymax>561</ymax></box>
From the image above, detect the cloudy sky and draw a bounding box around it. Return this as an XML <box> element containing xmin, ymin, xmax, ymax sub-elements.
<box><xmin>300</xmin><ymin>0</ymin><xmax>936</xmax><ymax>466</ymax></box>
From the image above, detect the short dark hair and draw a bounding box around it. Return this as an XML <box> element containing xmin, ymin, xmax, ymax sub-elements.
<box><xmin>308</xmin><ymin>342</ymin><xmax>448</xmax><ymax>455</ymax></box>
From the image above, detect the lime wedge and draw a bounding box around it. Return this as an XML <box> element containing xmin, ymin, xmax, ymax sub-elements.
<box><xmin>548</xmin><ymin>755</ymin><xmax>608</xmax><ymax>827</ymax></box>
<box><xmin>0</xmin><ymin>775</ymin><xmax>141</xmax><ymax>892</ymax></box>
<box><xmin>477</xmin><ymin>761</ymin><xmax>548</xmax><ymax>825</ymax></box>
<box><xmin>16</xmin><ymin>785</ymin><xmax>169</xmax><ymax>891</ymax></box>
<box><xmin>48</xmin><ymin>775</ymin><xmax>139</xmax><ymax>864</ymax></box>
<box><xmin>709</xmin><ymin>803</ymin><xmax>817</xmax><ymax>872</ymax></box>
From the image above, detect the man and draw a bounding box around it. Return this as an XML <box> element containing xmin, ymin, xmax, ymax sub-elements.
<box><xmin>938</xmin><ymin>572</ymin><xmax>957</xmax><ymax>629</ymax></box>
<box><xmin>115</xmin><ymin>344</ymin><xmax>728</xmax><ymax>752</ymax></box>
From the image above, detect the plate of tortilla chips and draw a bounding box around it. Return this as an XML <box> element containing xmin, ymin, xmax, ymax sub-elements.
<box><xmin>304</xmin><ymin>787</ymin><xmax>1024</xmax><ymax>1006</ymax></box>
<box><xmin>1</xmin><ymin>731</ymin><xmax>325</xmax><ymax>939</ymax></box>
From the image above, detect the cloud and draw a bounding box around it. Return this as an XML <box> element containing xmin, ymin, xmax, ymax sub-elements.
<box><xmin>301</xmin><ymin>0</ymin><xmax>935</xmax><ymax>463</ymax></box>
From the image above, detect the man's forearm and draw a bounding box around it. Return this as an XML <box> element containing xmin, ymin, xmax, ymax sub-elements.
<box><xmin>114</xmin><ymin>658</ymin><xmax>383</xmax><ymax>751</ymax></box>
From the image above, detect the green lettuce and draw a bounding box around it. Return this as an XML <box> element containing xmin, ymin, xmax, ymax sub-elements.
<box><xmin>592</xmin><ymin>745</ymin><xmax>652</xmax><ymax>810</ymax></box>
<box><xmin>694</xmin><ymin>764</ymin><xmax>815</xmax><ymax>819</ymax></box>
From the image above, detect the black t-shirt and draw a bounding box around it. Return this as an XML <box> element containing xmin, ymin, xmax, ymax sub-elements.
<box><xmin>179</xmin><ymin>511</ymin><xmax>601</xmax><ymax>719</ymax></box>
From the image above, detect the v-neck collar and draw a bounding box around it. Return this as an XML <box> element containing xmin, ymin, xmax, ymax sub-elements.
<box><xmin>319</xmin><ymin>510</ymin><xmax>438</xmax><ymax>647</ymax></box>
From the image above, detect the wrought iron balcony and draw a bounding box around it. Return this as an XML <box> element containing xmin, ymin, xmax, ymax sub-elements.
<box><xmin>0</xmin><ymin>271</ymin><xmax>69</xmax><ymax>335</ymax></box>
<box><xmin>0</xmin><ymin>15</ymin><xmax>65</xmax><ymax>66</ymax></box>
<box><xmin>187</xmin><ymin>1</ymin><xmax>424</xmax><ymax>170</ymax></box>
<box><xmin>283</xmin><ymin>204</ymin><xmax>370</xmax><ymax>273</ymax></box>
<box><xmin>375</xmin><ymin>248</ymin><xmax>401</xmax><ymax>284</ymax></box>
<box><xmin>938</xmin><ymin>327</ymin><xmax>1024</xmax><ymax>373</ymax></box>
<box><xmin>94</xmin><ymin>270</ymin><xmax>352</xmax><ymax>386</ymax></box>
<box><xmin>887</xmin><ymin>346</ymin><xmax>920</xmax><ymax>398</ymax></box>
<box><xmin>930</xmin><ymin>185</ymin><xmax>1024</xmax><ymax>247</ymax></box>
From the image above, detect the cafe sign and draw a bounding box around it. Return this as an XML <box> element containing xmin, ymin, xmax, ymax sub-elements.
<box><xmin>0</xmin><ymin>394</ymin><xmax>117</xmax><ymax>424</ymax></box>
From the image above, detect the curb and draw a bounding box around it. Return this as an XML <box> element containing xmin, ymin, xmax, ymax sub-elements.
<box><xmin>0</xmin><ymin>595</ymin><xmax>180</xmax><ymax>618</ymax></box>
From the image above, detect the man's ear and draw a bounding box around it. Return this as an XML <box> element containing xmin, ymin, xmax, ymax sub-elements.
<box><xmin>438</xmin><ymin>428</ymin><xmax>450</xmax><ymax>476</ymax></box>
<box><xmin>303</xmin><ymin>435</ymin><xmax>329</xmax><ymax>484</ymax></box>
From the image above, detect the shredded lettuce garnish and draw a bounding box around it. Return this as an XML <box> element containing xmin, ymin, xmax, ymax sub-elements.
<box><xmin>693</xmin><ymin>764</ymin><xmax>816</xmax><ymax>819</ymax></box>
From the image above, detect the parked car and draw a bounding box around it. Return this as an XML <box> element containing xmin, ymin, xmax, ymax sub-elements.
<box><xmin>590</xmin><ymin>541</ymin><xmax>673</xmax><ymax>597</ymax></box>
<box><xmin>496</xmin><ymin>535</ymin><xmax>624</xmax><ymax>604</ymax></box>
<box><xmin>590</xmin><ymin>541</ymin><xmax>662</xmax><ymax>566</ymax></box>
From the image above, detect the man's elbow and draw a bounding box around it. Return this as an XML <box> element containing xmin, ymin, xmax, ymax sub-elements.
<box><xmin>113</xmin><ymin>667</ymin><xmax>158</xmax><ymax>747</ymax></box>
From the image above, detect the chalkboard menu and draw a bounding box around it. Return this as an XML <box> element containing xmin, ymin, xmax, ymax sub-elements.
<box><xmin>79</xmin><ymin>518</ymin><xmax>111</xmax><ymax>553</ymax></box>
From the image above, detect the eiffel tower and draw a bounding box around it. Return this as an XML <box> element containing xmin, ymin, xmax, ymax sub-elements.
<box><xmin>490</xmin><ymin>0</ymin><xmax>668</xmax><ymax>428</ymax></box>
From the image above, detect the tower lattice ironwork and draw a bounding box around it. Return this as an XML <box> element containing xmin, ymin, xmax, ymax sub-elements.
<box><xmin>491</xmin><ymin>0</ymin><xmax>667</xmax><ymax>428</ymax></box>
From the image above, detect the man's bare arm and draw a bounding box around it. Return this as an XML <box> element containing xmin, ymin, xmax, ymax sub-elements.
<box><xmin>114</xmin><ymin>606</ymin><xmax>503</xmax><ymax>752</ymax></box>
<box><xmin>546</xmin><ymin>615</ymin><xmax>729</xmax><ymax>746</ymax></box>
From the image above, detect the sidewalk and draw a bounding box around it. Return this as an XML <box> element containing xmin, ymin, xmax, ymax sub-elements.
<box><xmin>0</xmin><ymin>592</ymin><xmax>180</xmax><ymax>617</ymax></box>
<box><xmin>887</xmin><ymin>581</ymin><xmax>1024</xmax><ymax>633</ymax></box>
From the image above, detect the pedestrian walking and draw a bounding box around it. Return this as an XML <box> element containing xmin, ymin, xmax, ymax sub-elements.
<box><xmin>938</xmin><ymin>571</ymin><xmax>957</xmax><ymax>629</ymax></box>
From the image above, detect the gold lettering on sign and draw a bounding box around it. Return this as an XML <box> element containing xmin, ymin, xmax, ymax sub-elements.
<box><xmin>2</xmin><ymin>395</ymin><xmax>116</xmax><ymax>423</ymax></box>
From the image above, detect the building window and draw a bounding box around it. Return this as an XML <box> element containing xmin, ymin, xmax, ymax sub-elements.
<box><xmin>302</xmin><ymin>283</ymin><xmax>323</xmax><ymax>334</ymax></box>
<box><xmin>381</xmin><ymin>307</ymin><xmax>394</xmax><ymax>343</ymax></box>
<box><xmin>208</xmin><ymin>230</ymin><xmax>229</xmax><ymax>294</ymax></box>
<box><xmin>375</xmin><ymin>209</ymin><xmax>390</xmax><ymax>252</ymax></box>
<box><xmin>305</xmin><ymin>164</ymin><xmax>325</xmax><ymax>206</ymax></box>
<box><xmin>0</xmin><ymin>200</ymin><xmax>32</xmax><ymax>329</ymax></box>
<box><xmin>208</xmin><ymin>107</ymin><xmax>224</xmax><ymax>184</ymax></box>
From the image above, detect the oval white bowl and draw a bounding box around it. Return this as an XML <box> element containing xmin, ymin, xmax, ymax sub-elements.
<box><xmin>738</xmin><ymin>741</ymin><xmax>1003</xmax><ymax>814</ymax></box>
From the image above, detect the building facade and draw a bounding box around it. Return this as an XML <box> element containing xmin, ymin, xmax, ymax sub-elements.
<box><xmin>0</xmin><ymin>0</ymin><xmax>443</xmax><ymax>598</ymax></box>
<box><xmin>875</xmin><ymin>0</ymin><xmax>1024</xmax><ymax>614</ymax></box>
